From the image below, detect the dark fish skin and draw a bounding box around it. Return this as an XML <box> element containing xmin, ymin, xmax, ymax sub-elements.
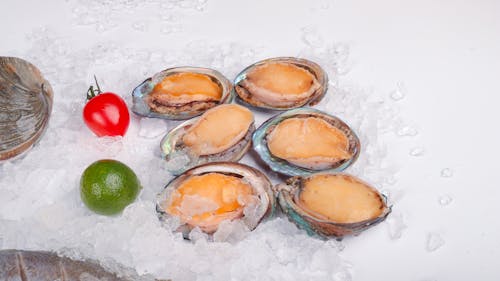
<box><xmin>0</xmin><ymin>249</ymin><xmax>133</xmax><ymax>281</ymax></box>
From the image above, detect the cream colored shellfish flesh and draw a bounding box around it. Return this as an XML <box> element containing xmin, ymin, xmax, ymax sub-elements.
<box><xmin>161</xmin><ymin>104</ymin><xmax>255</xmax><ymax>174</ymax></box>
<box><xmin>234</xmin><ymin>57</ymin><xmax>327</xmax><ymax>110</ymax></box>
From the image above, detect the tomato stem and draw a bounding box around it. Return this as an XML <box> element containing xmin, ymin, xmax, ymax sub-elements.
<box><xmin>86</xmin><ymin>75</ymin><xmax>103</xmax><ymax>101</ymax></box>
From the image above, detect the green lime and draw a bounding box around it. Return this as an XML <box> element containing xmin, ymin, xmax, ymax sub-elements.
<box><xmin>80</xmin><ymin>159</ymin><xmax>141</xmax><ymax>215</ymax></box>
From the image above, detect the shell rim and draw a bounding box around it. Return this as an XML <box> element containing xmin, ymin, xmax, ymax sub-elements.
<box><xmin>252</xmin><ymin>107</ymin><xmax>361</xmax><ymax>177</ymax></box>
<box><xmin>233</xmin><ymin>57</ymin><xmax>329</xmax><ymax>111</ymax></box>
<box><xmin>131</xmin><ymin>66</ymin><xmax>234</xmax><ymax>120</ymax></box>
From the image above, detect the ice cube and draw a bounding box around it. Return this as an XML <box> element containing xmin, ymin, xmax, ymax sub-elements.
<box><xmin>179</xmin><ymin>195</ymin><xmax>219</xmax><ymax>217</ymax></box>
<box><xmin>426</xmin><ymin>233</ymin><xmax>445</xmax><ymax>252</ymax></box>
<box><xmin>438</xmin><ymin>194</ymin><xmax>453</xmax><ymax>206</ymax></box>
<box><xmin>441</xmin><ymin>168</ymin><xmax>454</xmax><ymax>178</ymax></box>
<box><xmin>132</xmin><ymin>21</ymin><xmax>148</xmax><ymax>32</ymax></box>
<box><xmin>409</xmin><ymin>147</ymin><xmax>425</xmax><ymax>156</ymax></box>
<box><xmin>396</xmin><ymin>125</ymin><xmax>418</xmax><ymax>137</ymax></box>
<box><xmin>213</xmin><ymin>220</ymin><xmax>250</xmax><ymax>243</ymax></box>
<box><xmin>389</xmin><ymin>82</ymin><xmax>407</xmax><ymax>101</ymax></box>
<box><xmin>138</xmin><ymin>118</ymin><xmax>168</xmax><ymax>139</ymax></box>
<box><xmin>386</xmin><ymin>212</ymin><xmax>407</xmax><ymax>240</ymax></box>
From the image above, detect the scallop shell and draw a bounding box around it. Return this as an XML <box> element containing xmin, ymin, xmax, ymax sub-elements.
<box><xmin>160</xmin><ymin>116</ymin><xmax>255</xmax><ymax>175</ymax></box>
<box><xmin>275</xmin><ymin>173</ymin><xmax>391</xmax><ymax>239</ymax></box>
<box><xmin>253</xmin><ymin>107</ymin><xmax>360</xmax><ymax>177</ymax></box>
<box><xmin>132</xmin><ymin>67</ymin><xmax>233</xmax><ymax>120</ymax></box>
<box><xmin>0</xmin><ymin>57</ymin><xmax>53</xmax><ymax>161</ymax></box>
<box><xmin>156</xmin><ymin>162</ymin><xmax>275</xmax><ymax>237</ymax></box>
<box><xmin>234</xmin><ymin>57</ymin><xmax>328</xmax><ymax>111</ymax></box>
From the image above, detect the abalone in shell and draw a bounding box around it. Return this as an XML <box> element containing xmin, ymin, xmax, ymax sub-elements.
<box><xmin>234</xmin><ymin>57</ymin><xmax>328</xmax><ymax>110</ymax></box>
<box><xmin>275</xmin><ymin>172</ymin><xmax>391</xmax><ymax>239</ymax></box>
<box><xmin>156</xmin><ymin>162</ymin><xmax>275</xmax><ymax>236</ymax></box>
<box><xmin>132</xmin><ymin>67</ymin><xmax>233</xmax><ymax>120</ymax></box>
<box><xmin>253</xmin><ymin>107</ymin><xmax>360</xmax><ymax>177</ymax></box>
<box><xmin>161</xmin><ymin>104</ymin><xmax>255</xmax><ymax>175</ymax></box>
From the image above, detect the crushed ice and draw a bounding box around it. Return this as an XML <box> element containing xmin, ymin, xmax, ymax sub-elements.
<box><xmin>69</xmin><ymin>0</ymin><xmax>208</xmax><ymax>33</ymax></box>
<box><xmin>179</xmin><ymin>195</ymin><xmax>219</xmax><ymax>216</ymax></box>
<box><xmin>138</xmin><ymin>118</ymin><xmax>169</xmax><ymax>139</ymax></box>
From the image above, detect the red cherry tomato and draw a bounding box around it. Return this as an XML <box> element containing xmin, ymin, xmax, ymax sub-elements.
<box><xmin>83</xmin><ymin>77</ymin><xmax>130</xmax><ymax>137</ymax></box>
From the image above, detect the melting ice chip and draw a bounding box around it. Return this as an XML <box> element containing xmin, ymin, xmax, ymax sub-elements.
<box><xmin>94</xmin><ymin>136</ymin><xmax>123</xmax><ymax>157</ymax></box>
<box><xmin>426</xmin><ymin>233</ymin><xmax>445</xmax><ymax>252</ymax></box>
<box><xmin>409</xmin><ymin>147</ymin><xmax>425</xmax><ymax>156</ymax></box>
<box><xmin>396</xmin><ymin>125</ymin><xmax>418</xmax><ymax>137</ymax></box>
<box><xmin>163</xmin><ymin>150</ymin><xmax>192</xmax><ymax>174</ymax></box>
<box><xmin>301</xmin><ymin>26</ymin><xmax>325</xmax><ymax>48</ymax></box>
<box><xmin>333</xmin><ymin>270</ymin><xmax>352</xmax><ymax>281</ymax></box>
<box><xmin>213</xmin><ymin>220</ymin><xmax>250</xmax><ymax>243</ymax></box>
<box><xmin>390</xmin><ymin>82</ymin><xmax>407</xmax><ymax>101</ymax></box>
<box><xmin>386</xmin><ymin>212</ymin><xmax>407</xmax><ymax>240</ymax></box>
<box><xmin>132</xmin><ymin>21</ymin><xmax>148</xmax><ymax>32</ymax></box>
<box><xmin>438</xmin><ymin>194</ymin><xmax>453</xmax><ymax>206</ymax></box>
<box><xmin>441</xmin><ymin>168</ymin><xmax>454</xmax><ymax>178</ymax></box>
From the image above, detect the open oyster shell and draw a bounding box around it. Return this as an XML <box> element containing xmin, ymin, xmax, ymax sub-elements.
<box><xmin>275</xmin><ymin>173</ymin><xmax>391</xmax><ymax>239</ymax></box>
<box><xmin>161</xmin><ymin>104</ymin><xmax>255</xmax><ymax>175</ymax></box>
<box><xmin>0</xmin><ymin>57</ymin><xmax>53</xmax><ymax>161</ymax></box>
<box><xmin>234</xmin><ymin>57</ymin><xmax>328</xmax><ymax>110</ymax></box>
<box><xmin>156</xmin><ymin>162</ymin><xmax>275</xmax><ymax>237</ymax></box>
<box><xmin>253</xmin><ymin>108</ymin><xmax>360</xmax><ymax>177</ymax></box>
<box><xmin>132</xmin><ymin>67</ymin><xmax>233</xmax><ymax>120</ymax></box>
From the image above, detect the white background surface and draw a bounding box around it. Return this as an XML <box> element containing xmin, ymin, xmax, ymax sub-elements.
<box><xmin>1</xmin><ymin>0</ymin><xmax>500</xmax><ymax>280</ymax></box>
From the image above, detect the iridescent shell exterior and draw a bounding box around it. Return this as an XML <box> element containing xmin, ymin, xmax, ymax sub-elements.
<box><xmin>156</xmin><ymin>162</ymin><xmax>275</xmax><ymax>237</ymax></box>
<box><xmin>275</xmin><ymin>173</ymin><xmax>391</xmax><ymax>239</ymax></box>
<box><xmin>253</xmin><ymin>108</ymin><xmax>360</xmax><ymax>177</ymax></box>
<box><xmin>160</xmin><ymin>116</ymin><xmax>255</xmax><ymax>175</ymax></box>
<box><xmin>234</xmin><ymin>57</ymin><xmax>328</xmax><ymax>111</ymax></box>
<box><xmin>0</xmin><ymin>57</ymin><xmax>53</xmax><ymax>161</ymax></box>
<box><xmin>132</xmin><ymin>67</ymin><xmax>233</xmax><ymax>120</ymax></box>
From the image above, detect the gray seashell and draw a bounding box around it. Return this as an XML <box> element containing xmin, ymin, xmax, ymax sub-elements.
<box><xmin>0</xmin><ymin>57</ymin><xmax>53</xmax><ymax>161</ymax></box>
<box><xmin>0</xmin><ymin>249</ymin><xmax>158</xmax><ymax>280</ymax></box>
